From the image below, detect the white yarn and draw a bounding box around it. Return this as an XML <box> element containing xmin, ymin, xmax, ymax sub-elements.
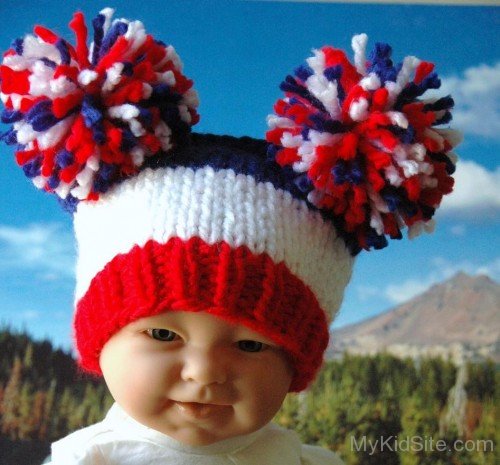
<box><xmin>351</xmin><ymin>33</ymin><xmax>368</xmax><ymax>76</ymax></box>
<box><xmin>108</xmin><ymin>104</ymin><xmax>140</xmax><ymax>120</ymax></box>
<box><xmin>37</xmin><ymin>117</ymin><xmax>74</xmax><ymax>150</ymax></box>
<box><xmin>54</xmin><ymin>181</ymin><xmax>72</xmax><ymax>199</ymax></box>
<box><xmin>349</xmin><ymin>97</ymin><xmax>369</xmax><ymax>121</ymax></box>
<box><xmin>306</xmin><ymin>49</ymin><xmax>325</xmax><ymax>75</ymax></box>
<box><xmin>386</xmin><ymin>111</ymin><xmax>409</xmax><ymax>129</ymax></box>
<box><xmin>78</xmin><ymin>70</ymin><xmax>99</xmax><ymax>86</ymax></box>
<box><xmin>102</xmin><ymin>63</ymin><xmax>125</xmax><ymax>92</ymax></box>
<box><xmin>305</xmin><ymin>73</ymin><xmax>341</xmax><ymax>119</ymax></box>
<box><xmin>73</xmin><ymin>166</ymin><xmax>354</xmax><ymax>320</ymax></box>
<box><xmin>154</xmin><ymin>121</ymin><xmax>172</xmax><ymax>151</ymax></box>
<box><xmin>359</xmin><ymin>73</ymin><xmax>381</xmax><ymax>91</ymax></box>
<box><xmin>22</xmin><ymin>35</ymin><xmax>60</xmax><ymax>63</ymax></box>
<box><xmin>100</xmin><ymin>7</ymin><xmax>115</xmax><ymax>37</ymax></box>
<box><xmin>281</xmin><ymin>132</ymin><xmax>303</xmax><ymax>148</ymax></box>
<box><xmin>13</xmin><ymin>121</ymin><xmax>36</xmax><ymax>145</ymax></box>
<box><xmin>182</xmin><ymin>88</ymin><xmax>200</xmax><ymax>109</ymax></box>
<box><xmin>396</xmin><ymin>55</ymin><xmax>421</xmax><ymax>89</ymax></box>
<box><xmin>158</xmin><ymin>70</ymin><xmax>176</xmax><ymax>86</ymax></box>
<box><xmin>266</xmin><ymin>115</ymin><xmax>294</xmax><ymax>130</ymax></box>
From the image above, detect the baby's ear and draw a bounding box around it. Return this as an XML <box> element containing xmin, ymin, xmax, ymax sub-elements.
<box><xmin>0</xmin><ymin>7</ymin><xmax>199</xmax><ymax>212</ymax></box>
<box><xmin>265</xmin><ymin>34</ymin><xmax>460</xmax><ymax>254</ymax></box>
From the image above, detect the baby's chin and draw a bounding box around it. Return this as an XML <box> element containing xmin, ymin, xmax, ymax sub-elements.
<box><xmin>134</xmin><ymin>402</ymin><xmax>257</xmax><ymax>446</ymax></box>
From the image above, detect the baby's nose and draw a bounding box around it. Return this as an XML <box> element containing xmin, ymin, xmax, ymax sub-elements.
<box><xmin>180</xmin><ymin>347</ymin><xmax>228</xmax><ymax>385</ymax></box>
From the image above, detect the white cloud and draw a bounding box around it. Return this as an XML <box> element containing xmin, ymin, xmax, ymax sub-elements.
<box><xmin>380</xmin><ymin>256</ymin><xmax>500</xmax><ymax>304</ymax></box>
<box><xmin>21</xmin><ymin>310</ymin><xmax>41</xmax><ymax>321</ymax></box>
<box><xmin>439</xmin><ymin>160</ymin><xmax>500</xmax><ymax>218</ymax></box>
<box><xmin>384</xmin><ymin>279</ymin><xmax>430</xmax><ymax>304</ymax></box>
<box><xmin>0</xmin><ymin>223</ymin><xmax>75</xmax><ymax>279</ymax></box>
<box><xmin>449</xmin><ymin>224</ymin><xmax>466</xmax><ymax>236</ymax></box>
<box><xmin>437</xmin><ymin>62</ymin><xmax>500</xmax><ymax>139</ymax></box>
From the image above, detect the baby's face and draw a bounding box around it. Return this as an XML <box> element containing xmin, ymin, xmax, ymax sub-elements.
<box><xmin>99</xmin><ymin>310</ymin><xmax>293</xmax><ymax>446</ymax></box>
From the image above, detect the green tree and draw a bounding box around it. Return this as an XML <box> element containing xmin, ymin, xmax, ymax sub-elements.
<box><xmin>1</xmin><ymin>356</ymin><xmax>23</xmax><ymax>439</ymax></box>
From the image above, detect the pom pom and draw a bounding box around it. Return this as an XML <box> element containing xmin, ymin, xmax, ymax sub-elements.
<box><xmin>266</xmin><ymin>34</ymin><xmax>460</xmax><ymax>253</ymax></box>
<box><xmin>0</xmin><ymin>8</ymin><xmax>199</xmax><ymax>205</ymax></box>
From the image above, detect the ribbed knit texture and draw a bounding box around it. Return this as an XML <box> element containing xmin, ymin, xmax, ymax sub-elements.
<box><xmin>75</xmin><ymin>237</ymin><xmax>329</xmax><ymax>392</ymax></box>
<box><xmin>72</xmin><ymin>134</ymin><xmax>354</xmax><ymax>392</ymax></box>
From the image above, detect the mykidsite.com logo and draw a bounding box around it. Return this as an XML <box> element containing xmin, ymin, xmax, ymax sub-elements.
<box><xmin>351</xmin><ymin>435</ymin><xmax>495</xmax><ymax>455</ymax></box>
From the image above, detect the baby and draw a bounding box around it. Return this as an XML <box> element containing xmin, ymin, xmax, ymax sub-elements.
<box><xmin>0</xmin><ymin>8</ymin><xmax>459</xmax><ymax>465</ymax></box>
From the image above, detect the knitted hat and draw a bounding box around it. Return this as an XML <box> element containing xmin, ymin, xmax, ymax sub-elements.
<box><xmin>0</xmin><ymin>9</ymin><xmax>460</xmax><ymax>391</ymax></box>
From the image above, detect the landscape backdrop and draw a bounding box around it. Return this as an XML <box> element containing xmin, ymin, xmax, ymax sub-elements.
<box><xmin>0</xmin><ymin>272</ymin><xmax>498</xmax><ymax>465</ymax></box>
<box><xmin>0</xmin><ymin>1</ymin><xmax>498</xmax><ymax>464</ymax></box>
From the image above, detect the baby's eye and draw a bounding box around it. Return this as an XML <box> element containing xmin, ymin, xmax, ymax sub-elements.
<box><xmin>146</xmin><ymin>328</ymin><xmax>179</xmax><ymax>342</ymax></box>
<box><xmin>238</xmin><ymin>340</ymin><xmax>267</xmax><ymax>353</ymax></box>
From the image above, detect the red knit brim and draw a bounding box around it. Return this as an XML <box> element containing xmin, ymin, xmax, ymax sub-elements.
<box><xmin>74</xmin><ymin>236</ymin><xmax>329</xmax><ymax>391</ymax></box>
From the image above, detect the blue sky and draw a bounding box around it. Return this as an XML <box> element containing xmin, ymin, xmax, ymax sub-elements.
<box><xmin>0</xmin><ymin>0</ymin><xmax>498</xmax><ymax>351</ymax></box>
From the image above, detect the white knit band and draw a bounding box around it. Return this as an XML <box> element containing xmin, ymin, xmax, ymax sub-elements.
<box><xmin>73</xmin><ymin>166</ymin><xmax>354</xmax><ymax>320</ymax></box>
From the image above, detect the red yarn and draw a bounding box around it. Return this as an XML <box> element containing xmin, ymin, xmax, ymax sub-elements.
<box><xmin>74</xmin><ymin>237</ymin><xmax>329</xmax><ymax>392</ymax></box>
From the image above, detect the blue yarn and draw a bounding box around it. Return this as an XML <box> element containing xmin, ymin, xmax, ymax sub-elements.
<box><xmin>138</xmin><ymin>108</ymin><xmax>153</xmax><ymax>126</ymax></box>
<box><xmin>332</xmin><ymin>162</ymin><xmax>346</xmax><ymax>185</ymax></box>
<box><xmin>21</xmin><ymin>157</ymin><xmax>41</xmax><ymax>178</ymax></box>
<box><xmin>266</xmin><ymin>144</ymin><xmax>279</xmax><ymax>162</ymax></box>
<box><xmin>434</xmin><ymin>112</ymin><xmax>453</xmax><ymax>126</ymax></box>
<box><xmin>81</xmin><ymin>95</ymin><xmax>103</xmax><ymax>128</ymax></box>
<box><xmin>421</xmin><ymin>73</ymin><xmax>441</xmax><ymax>91</ymax></box>
<box><xmin>99</xmin><ymin>21</ymin><xmax>128</xmax><ymax>60</ymax></box>
<box><xmin>55</xmin><ymin>149</ymin><xmax>74</xmax><ymax>168</ymax></box>
<box><xmin>309</xmin><ymin>114</ymin><xmax>344</xmax><ymax>134</ymax></box>
<box><xmin>91</xmin><ymin>12</ymin><xmax>106</xmax><ymax>66</ymax></box>
<box><xmin>420</xmin><ymin>203</ymin><xmax>435</xmax><ymax>220</ymax></box>
<box><xmin>349</xmin><ymin>161</ymin><xmax>364</xmax><ymax>184</ymax></box>
<box><xmin>160</xmin><ymin>104</ymin><xmax>181</xmax><ymax>126</ymax></box>
<box><xmin>430</xmin><ymin>152</ymin><xmax>456</xmax><ymax>175</ymax></box>
<box><xmin>92</xmin><ymin>175</ymin><xmax>112</xmax><ymax>194</ymax></box>
<box><xmin>424</xmin><ymin>96</ymin><xmax>454</xmax><ymax>112</ymax></box>
<box><xmin>324</xmin><ymin>65</ymin><xmax>343</xmax><ymax>82</ymax></box>
<box><xmin>323</xmin><ymin>65</ymin><xmax>345</xmax><ymax>102</ymax></box>
<box><xmin>294</xmin><ymin>173</ymin><xmax>313</xmax><ymax>193</ymax></box>
<box><xmin>333</xmin><ymin>160</ymin><xmax>363</xmax><ymax>185</ymax></box>
<box><xmin>58</xmin><ymin>194</ymin><xmax>79</xmax><ymax>213</ymax></box>
<box><xmin>366</xmin><ymin>229</ymin><xmax>390</xmax><ymax>249</ymax></box>
<box><xmin>280</xmin><ymin>75</ymin><xmax>303</xmax><ymax>95</ymax></box>
<box><xmin>295</xmin><ymin>64</ymin><xmax>313</xmax><ymax>82</ymax></box>
<box><xmin>120</xmin><ymin>128</ymin><xmax>136</xmax><ymax>151</ymax></box>
<box><xmin>12</xmin><ymin>38</ymin><xmax>24</xmax><ymax>55</ymax></box>
<box><xmin>301</xmin><ymin>127</ymin><xmax>310</xmax><ymax>141</ymax></box>
<box><xmin>122</xmin><ymin>62</ymin><xmax>134</xmax><ymax>76</ymax></box>
<box><xmin>382</xmin><ymin>191</ymin><xmax>400</xmax><ymax>212</ymax></box>
<box><xmin>47</xmin><ymin>173</ymin><xmax>60</xmax><ymax>189</ymax></box>
<box><xmin>55</xmin><ymin>39</ymin><xmax>71</xmax><ymax>66</ymax></box>
<box><xmin>389</xmin><ymin>124</ymin><xmax>415</xmax><ymax>144</ymax></box>
<box><xmin>0</xmin><ymin>127</ymin><xmax>18</xmax><ymax>145</ymax></box>
<box><xmin>1</xmin><ymin>109</ymin><xmax>23</xmax><ymax>124</ymax></box>
<box><xmin>371</xmin><ymin>42</ymin><xmax>392</xmax><ymax>61</ymax></box>
<box><xmin>40</xmin><ymin>58</ymin><xmax>57</xmax><ymax>69</ymax></box>
<box><xmin>81</xmin><ymin>96</ymin><xmax>106</xmax><ymax>144</ymax></box>
<box><xmin>151</xmin><ymin>84</ymin><xmax>182</xmax><ymax>104</ymax></box>
<box><xmin>135</xmin><ymin>54</ymin><xmax>146</xmax><ymax>65</ymax></box>
<box><xmin>367</xmin><ymin>43</ymin><xmax>399</xmax><ymax>83</ymax></box>
<box><xmin>26</xmin><ymin>101</ymin><xmax>60</xmax><ymax>132</ymax></box>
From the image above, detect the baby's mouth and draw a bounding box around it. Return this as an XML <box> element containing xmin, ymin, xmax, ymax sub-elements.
<box><xmin>174</xmin><ymin>401</ymin><xmax>231</xmax><ymax>420</ymax></box>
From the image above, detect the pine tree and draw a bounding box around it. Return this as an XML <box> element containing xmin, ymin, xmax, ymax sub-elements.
<box><xmin>1</xmin><ymin>356</ymin><xmax>23</xmax><ymax>439</ymax></box>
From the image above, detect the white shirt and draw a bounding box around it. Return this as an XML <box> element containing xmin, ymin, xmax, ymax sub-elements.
<box><xmin>48</xmin><ymin>403</ymin><xmax>344</xmax><ymax>465</ymax></box>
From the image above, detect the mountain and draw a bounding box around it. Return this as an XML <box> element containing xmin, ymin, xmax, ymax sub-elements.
<box><xmin>328</xmin><ymin>273</ymin><xmax>500</xmax><ymax>363</ymax></box>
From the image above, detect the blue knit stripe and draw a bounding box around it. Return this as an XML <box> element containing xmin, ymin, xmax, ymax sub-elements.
<box><xmin>59</xmin><ymin>133</ymin><xmax>358</xmax><ymax>255</ymax></box>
